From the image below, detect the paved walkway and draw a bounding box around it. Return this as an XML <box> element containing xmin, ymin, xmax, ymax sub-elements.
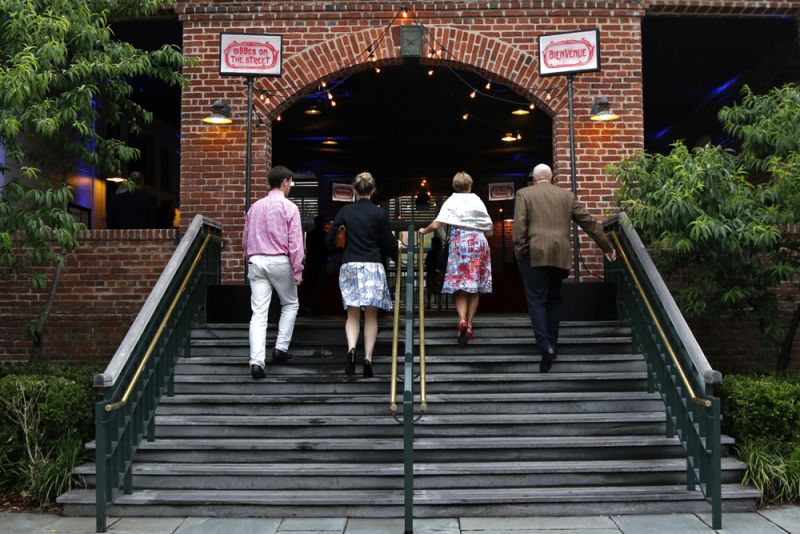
<box><xmin>2</xmin><ymin>508</ymin><xmax>799</xmax><ymax>534</ymax></box>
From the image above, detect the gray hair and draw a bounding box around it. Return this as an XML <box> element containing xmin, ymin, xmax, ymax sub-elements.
<box><xmin>532</xmin><ymin>164</ymin><xmax>553</xmax><ymax>181</ymax></box>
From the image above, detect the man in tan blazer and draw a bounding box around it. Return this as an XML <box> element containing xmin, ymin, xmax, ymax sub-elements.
<box><xmin>512</xmin><ymin>164</ymin><xmax>616</xmax><ymax>372</ymax></box>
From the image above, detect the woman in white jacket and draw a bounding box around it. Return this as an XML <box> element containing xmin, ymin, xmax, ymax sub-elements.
<box><xmin>419</xmin><ymin>171</ymin><xmax>493</xmax><ymax>346</ymax></box>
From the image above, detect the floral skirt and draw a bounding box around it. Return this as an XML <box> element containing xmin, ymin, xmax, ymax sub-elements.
<box><xmin>339</xmin><ymin>262</ymin><xmax>393</xmax><ymax>310</ymax></box>
<box><xmin>442</xmin><ymin>226</ymin><xmax>492</xmax><ymax>294</ymax></box>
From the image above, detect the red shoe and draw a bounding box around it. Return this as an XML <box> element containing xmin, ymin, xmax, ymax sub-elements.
<box><xmin>457</xmin><ymin>321</ymin><xmax>469</xmax><ymax>347</ymax></box>
<box><xmin>466</xmin><ymin>325</ymin><xmax>474</xmax><ymax>340</ymax></box>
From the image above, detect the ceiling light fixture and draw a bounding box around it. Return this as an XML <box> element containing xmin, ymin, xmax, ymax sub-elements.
<box><xmin>590</xmin><ymin>96</ymin><xmax>620</xmax><ymax>121</ymax></box>
<box><xmin>304</xmin><ymin>105</ymin><xmax>321</xmax><ymax>116</ymax></box>
<box><xmin>511</xmin><ymin>108</ymin><xmax>530</xmax><ymax>116</ymax></box>
<box><xmin>202</xmin><ymin>100</ymin><xmax>233</xmax><ymax>125</ymax></box>
<box><xmin>322</xmin><ymin>138</ymin><xmax>338</xmax><ymax>145</ymax></box>
<box><xmin>106</xmin><ymin>175</ymin><xmax>125</xmax><ymax>183</ymax></box>
<box><xmin>501</xmin><ymin>132</ymin><xmax>518</xmax><ymax>142</ymax></box>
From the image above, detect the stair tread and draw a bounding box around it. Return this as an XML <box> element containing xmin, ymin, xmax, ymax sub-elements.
<box><xmin>179</xmin><ymin>353</ymin><xmax>645</xmax><ymax>364</ymax></box>
<box><xmin>154</xmin><ymin>412</ymin><xmax>667</xmax><ymax>426</ymax></box>
<box><xmin>191</xmin><ymin>336</ymin><xmax>632</xmax><ymax>347</ymax></box>
<box><xmin>57</xmin><ymin>484</ymin><xmax>760</xmax><ymax>505</ymax></box>
<box><xmin>200</xmin><ymin>319</ymin><xmax>631</xmax><ymax>329</ymax></box>
<box><xmin>86</xmin><ymin>435</ymin><xmax>734</xmax><ymax>450</ymax></box>
<box><xmin>157</xmin><ymin>391</ymin><xmax>663</xmax><ymax>404</ymax></box>
<box><xmin>173</xmin><ymin>372</ymin><xmax>647</xmax><ymax>383</ymax></box>
<box><xmin>74</xmin><ymin>457</ymin><xmax>748</xmax><ymax>476</ymax></box>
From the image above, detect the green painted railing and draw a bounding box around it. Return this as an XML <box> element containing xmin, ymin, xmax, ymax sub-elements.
<box><xmin>92</xmin><ymin>215</ymin><xmax>223</xmax><ymax>532</ymax></box>
<box><xmin>604</xmin><ymin>212</ymin><xmax>723</xmax><ymax>529</ymax></box>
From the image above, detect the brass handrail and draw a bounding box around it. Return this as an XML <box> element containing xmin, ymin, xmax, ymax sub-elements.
<box><xmin>610</xmin><ymin>231</ymin><xmax>711</xmax><ymax>408</ymax></box>
<box><xmin>417</xmin><ymin>239</ymin><xmax>428</xmax><ymax>411</ymax></box>
<box><xmin>389</xmin><ymin>241</ymin><xmax>403</xmax><ymax>412</ymax></box>
<box><xmin>105</xmin><ymin>233</ymin><xmax>220</xmax><ymax>412</ymax></box>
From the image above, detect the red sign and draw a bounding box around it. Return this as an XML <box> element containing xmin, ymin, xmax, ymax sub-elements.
<box><xmin>488</xmin><ymin>182</ymin><xmax>515</xmax><ymax>201</ymax></box>
<box><xmin>538</xmin><ymin>29</ymin><xmax>600</xmax><ymax>76</ymax></box>
<box><xmin>219</xmin><ymin>33</ymin><xmax>282</xmax><ymax>76</ymax></box>
<box><xmin>332</xmin><ymin>183</ymin><xmax>354</xmax><ymax>202</ymax></box>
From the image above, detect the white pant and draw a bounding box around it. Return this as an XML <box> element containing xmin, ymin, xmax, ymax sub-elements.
<box><xmin>247</xmin><ymin>255</ymin><xmax>299</xmax><ymax>367</ymax></box>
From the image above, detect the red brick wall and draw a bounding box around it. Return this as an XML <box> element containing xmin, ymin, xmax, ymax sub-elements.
<box><xmin>0</xmin><ymin>230</ymin><xmax>178</xmax><ymax>364</ymax></box>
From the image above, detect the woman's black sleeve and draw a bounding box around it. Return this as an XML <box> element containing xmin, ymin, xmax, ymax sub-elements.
<box><xmin>379</xmin><ymin>211</ymin><xmax>398</xmax><ymax>261</ymax></box>
<box><xmin>325</xmin><ymin>209</ymin><xmax>345</xmax><ymax>254</ymax></box>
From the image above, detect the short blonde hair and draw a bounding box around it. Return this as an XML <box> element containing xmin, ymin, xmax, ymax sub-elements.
<box><xmin>352</xmin><ymin>171</ymin><xmax>376</xmax><ymax>196</ymax></box>
<box><xmin>452</xmin><ymin>171</ymin><xmax>473</xmax><ymax>193</ymax></box>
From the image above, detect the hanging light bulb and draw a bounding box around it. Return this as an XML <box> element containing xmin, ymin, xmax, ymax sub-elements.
<box><xmin>485</xmin><ymin>81</ymin><xmax>492</xmax><ymax>90</ymax></box>
<box><xmin>321</xmin><ymin>81</ymin><xmax>327</xmax><ymax>89</ymax></box>
<box><xmin>516</xmin><ymin>132</ymin><xmax>522</xmax><ymax>140</ymax></box>
<box><xmin>545</xmin><ymin>89</ymin><xmax>551</xmax><ymax>101</ymax></box>
<box><xmin>259</xmin><ymin>93</ymin><xmax>265</xmax><ymax>101</ymax></box>
<box><xmin>276</xmin><ymin>114</ymin><xmax>282</xmax><ymax>122</ymax></box>
<box><xmin>427</xmin><ymin>69</ymin><xmax>434</xmax><ymax>76</ymax></box>
<box><xmin>331</xmin><ymin>100</ymin><xmax>337</xmax><ymax>107</ymax></box>
<box><xmin>375</xmin><ymin>67</ymin><xmax>381</xmax><ymax>74</ymax></box>
<box><xmin>327</xmin><ymin>91</ymin><xmax>334</xmax><ymax>101</ymax></box>
<box><xmin>401</xmin><ymin>4</ymin><xmax>408</xmax><ymax>18</ymax></box>
<box><xmin>462</xmin><ymin>113</ymin><xmax>469</xmax><ymax>120</ymax></box>
<box><xmin>469</xmin><ymin>90</ymin><xmax>476</xmax><ymax>99</ymax></box>
<box><xmin>529</xmin><ymin>103</ymin><xmax>535</xmax><ymax>110</ymax></box>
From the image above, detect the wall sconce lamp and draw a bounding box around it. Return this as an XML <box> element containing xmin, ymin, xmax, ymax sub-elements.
<box><xmin>202</xmin><ymin>100</ymin><xmax>233</xmax><ymax>125</ymax></box>
<box><xmin>590</xmin><ymin>97</ymin><xmax>620</xmax><ymax>121</ymax></box>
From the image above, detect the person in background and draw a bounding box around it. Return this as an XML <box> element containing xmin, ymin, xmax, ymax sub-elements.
<box><xmin>302</xmin><ymin>215</ymin><xmax>329</xmax><ymax>315</ymax></box>
<box><xmin>424</xmin><ymin>232</ymin><xmax>446</xmax><ymax>309</ymax></box>
<box><xmin>243</xmin><ymin>165</ymin><xmax>304</xmax><ymax>380</ymax></box>
<box><xmin>512</xmin><ymin>163</ymin><xmax>616</xmax><ymax>373</ymax></box>
<box><xmin>419</xmin><ymin>171</ymin><xmax>493</xmax><ymax>346</ymax></box>
<box><xmin>326</xmin><ymin>172</ymin><xmax>397</xmax><ymax>378</ymax></box>
<box><xmin>107</xmin><ymin>171</ymin><xmax>157</xmax><ymax>229</ymax></box>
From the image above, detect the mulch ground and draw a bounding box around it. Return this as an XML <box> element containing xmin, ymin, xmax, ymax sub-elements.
<box><xmin>0</xmin><ymin>491</ymin><xmax>62</xmax><ymax>514</ymax></box>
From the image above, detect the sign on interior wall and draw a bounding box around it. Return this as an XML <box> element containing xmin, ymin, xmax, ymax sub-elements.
<box><xmin>332</xmin><ymin>183</ymin><xmax>355</xmax><ymax>202</ymax></box>
<box><xmin>488</xmin><ymin>182</ymin><xmax>515</xmax><ymax>201</ymax></box>
<box><xmin>538</xmin><ymin>29</ymin><xmax>600</xmax><ymax>76</ymax></box>
<box><xmin>219</xmin><ymin>33</ymin><xmax>283</xmax><ymax>76</ymax></box>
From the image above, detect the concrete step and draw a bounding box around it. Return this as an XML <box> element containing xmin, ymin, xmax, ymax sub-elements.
<box><xmin>73</xmin><ymin>458</ymin><xmax>748</xmax><ymax>490</ymax></box>
<box><xmin>172</xmin><ymin>371</ymin><xmax>649</xmax><ymax>395</ymax></box>
<box><xmin>84</xmin><ymin>435</ymin><xmax>734</xmax><ymax>463</ymax></box>
<box><xmin>58</xmin><ymin>484</ymin><xmax>760</xmax><ymax>518</ymax></box>
<box><xmin>174</xmin><ymin>353</ymin><xmax>647</xmax><ymax>375</ymax></box>
<box><xmin>151</xmin><ymin>412</ymin><xmax>667</xmax><ymax>439</ymax></box>
<box><xmin>155</xmin><ymin>391</ymin><xmax>665</xmax><ymax>416</ymax></box>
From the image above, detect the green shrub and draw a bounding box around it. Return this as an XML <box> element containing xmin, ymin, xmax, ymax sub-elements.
<box><xmin>737</xmin><ymin>438</ymin><xmax>800</xmax><ymax>503</ymax></box>
<box><xmin>720</xmin><ymin>373</ymin><xmax>800</xmax><ymax>445</ymax></box>
<box><xmin>0</xmin><ymin>365</ymin><xmax>97</xmax><ymax>506</ymax></box>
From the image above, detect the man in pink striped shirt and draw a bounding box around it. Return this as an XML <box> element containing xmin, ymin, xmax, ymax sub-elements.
<box><xmin>243</xmin><ymin>165</ymin><xmax>304</xmax><ymax>379</ymax></box>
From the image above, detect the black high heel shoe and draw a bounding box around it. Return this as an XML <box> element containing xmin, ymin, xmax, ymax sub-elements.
<box><xmin>363</xmin><ymin>359</ymin><xmax>374</xmax><ymax>378</ymax></box>
<box><xmin>345</xmin><ymin>348</ymin><xmax>356</xmax><ymax>376</ymax></box>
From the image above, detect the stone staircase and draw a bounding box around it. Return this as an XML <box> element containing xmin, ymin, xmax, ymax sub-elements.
<box><xmin>59</xmin><ymin>314</ymin><xmax>758</xmax><ymax>517</ymax></box>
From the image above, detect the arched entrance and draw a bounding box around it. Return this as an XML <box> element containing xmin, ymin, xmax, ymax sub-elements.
<box><xmin>265</xmin><ymin>56</ymin><xmax>554</xmax><ymax>313</ymax></box>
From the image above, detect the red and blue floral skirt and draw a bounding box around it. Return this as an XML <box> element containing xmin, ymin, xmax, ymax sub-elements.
<box><xmin>442</xmin><ymin>225</ymin><xmax>492</xmax><ymax>294</ymax></box>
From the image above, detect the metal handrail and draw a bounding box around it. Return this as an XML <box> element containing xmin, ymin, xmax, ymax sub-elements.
<box><xmin>390</xmin><ymin>240</ymin><xmax>403</xmax><ymax>412</ymax></box>
<box><xmin>610</xmin><ymin>231</ymin><xmax>711</xmax><ymax>407</ymax></box>
<box><xmin>105</xmin><ymin>233</ymin><xmax>221</xmax><ymax>412</ymax></box>
<box><xmin>604</xmin><ymin>211</ymin><xmax>722</xmax><ymax>530</ymax></box>
<box><xmin>417</xmin><ymin>237</ymin><xmax>427</xmax><ymax>411</ymax></box>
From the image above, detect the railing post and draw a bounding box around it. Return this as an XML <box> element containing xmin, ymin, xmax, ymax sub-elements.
<box><xmin>403</xmin><ymin>224</ymin><xmax>416</xmax><ymax>534</ymax></box>
<box><xmin>95</xmin><ymin>403</ymin><xmax>108</xmax><ymax>533</ymax></box>
<box><xmin>708</xmin><ymin>387</ymin><xmax>722</xmax><ymax>529</ymax></box>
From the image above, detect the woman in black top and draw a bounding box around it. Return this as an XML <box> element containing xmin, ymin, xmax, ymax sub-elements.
<box><xmin>326</xmin><ymin>172</ymin><xmax>398</xmax><ymax>377</ymax></box>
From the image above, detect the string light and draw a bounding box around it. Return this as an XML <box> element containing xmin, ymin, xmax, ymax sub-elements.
<box><xmin>330</xmin><ymin>100</ymin><xmax>337</xmax><ymax>107</ymax></box>
<box><xmin>375</xmin><ymin>67</ymin><xmax>381</xmax><ymax>74</ymax></box>
<box><xmin>462</xmin><ymin>113</ymin><xmax>469</xmax><ymax>120</ymax></box>
<box><xmin>469</xmin><ymin>90</ymin><xmax>476</xmax><ymax>99</ymax></box>
<box><xmin>327</xmin><ymin>91</ymin><xmax>334</xmax><ymax>100</ymax></box>
<box><xmin>485</xmin><ymin>81</ymin><xmax>492</xmax><ymax>90</ymax></box>
<box><xmin>276</xmin><ymin>114</ymin><xmax>282</xmax><ymax>122</ymax></box>
<box><xmin>401</xmin><ymin>4</ymin><xmax>408</xmax><ymax>18</ymax></box>
<box><xmin>427</xmin><ymin>69</ymin><xmax>434</xmax><ymax>76</ymax></box>
<box><xmin>529</xmin><ymin>103</ymin><xmax>535</xmax><ymax>110</ymax></box>
<box><xmin>321</xmin><ymin>81</ymin><xmax>327</xmax><ymax>89</ymax></box>
<box><xmin>516</xmin><ymin>132</ymin><xmax>522</xmax><ymax>140</ymax></box>
<box><xmin>545</xmin><ymin>89</ymin><xmax>551</xmax><ymax>101</ymax></box>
